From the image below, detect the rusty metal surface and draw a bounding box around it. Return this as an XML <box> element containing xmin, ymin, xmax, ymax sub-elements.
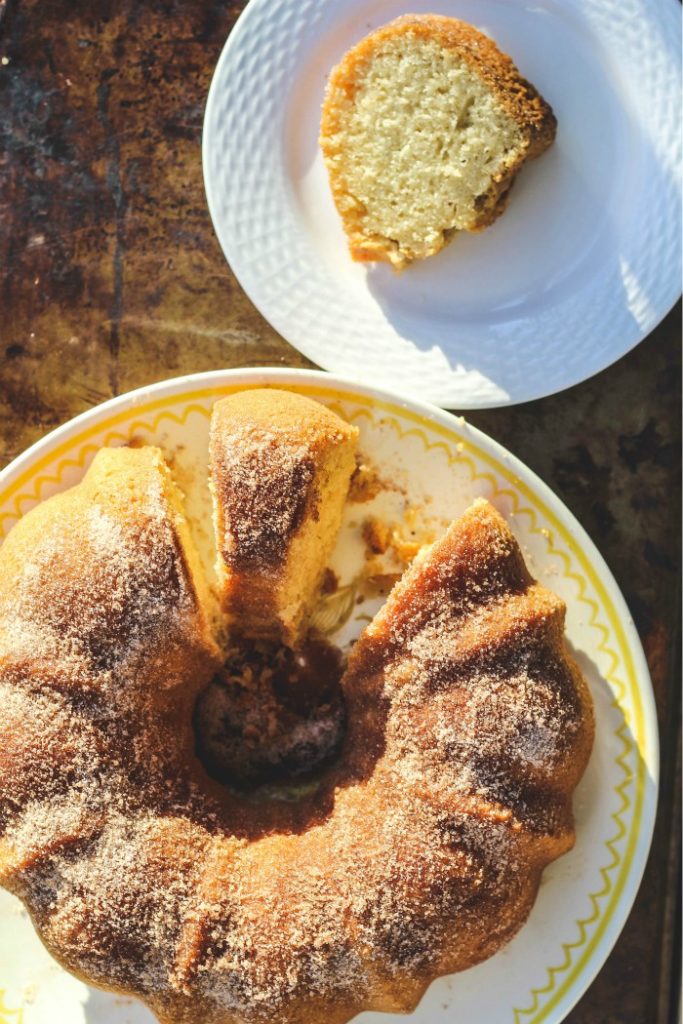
<box><xmin>0</xmin><ymin>2</ymin><xmax>680</xmax><ymax>1022</ymax></box>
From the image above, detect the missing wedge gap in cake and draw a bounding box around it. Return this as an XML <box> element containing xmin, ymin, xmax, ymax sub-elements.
<box><xmin>194</xmin><ymin>637</ymin><xmax>347</xmax><ymax>796</ymax></box>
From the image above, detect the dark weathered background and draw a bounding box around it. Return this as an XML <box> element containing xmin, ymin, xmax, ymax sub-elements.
<box><xmin>0</xmin><ymin>1</ymin><xmax>680</xmax><ymax>1021</ymax></box>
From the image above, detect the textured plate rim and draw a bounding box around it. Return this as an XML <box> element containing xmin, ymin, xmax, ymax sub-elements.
<box><xmin>202</xmin><ymin>0</ymin><xmax>682</xmax><ymax>409</ymax></box>
<box><xmin>0</xmin><ymin>367</ymin><xmax>659</xmax><ymax>1024</ymax></box>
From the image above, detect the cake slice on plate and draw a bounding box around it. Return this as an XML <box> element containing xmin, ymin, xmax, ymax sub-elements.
<box><xmin>321</xmin><ymin>15</ymin><xmax>556</xmax><ymax>269</ymax></box>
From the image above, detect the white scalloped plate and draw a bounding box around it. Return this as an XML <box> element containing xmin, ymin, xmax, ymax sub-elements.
<box><xmin>203</xmin><ymin>0</ymin><xmax>681</xmax><ymax>408</ymax></box>
<box><xmin>0</xmin><ymin>370</ymin><xmax>658</xmax><ymax>1024</ymax></box>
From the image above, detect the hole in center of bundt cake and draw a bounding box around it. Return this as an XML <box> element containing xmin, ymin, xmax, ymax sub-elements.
<box><xmin>193</xmin><ymin>639</ymin><xmax>346</xmax><ymax>792</ymax></box>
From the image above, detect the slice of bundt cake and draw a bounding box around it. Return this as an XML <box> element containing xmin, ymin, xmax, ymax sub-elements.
<box><xmin>209</xmin><ymin>389</ymin><xmax>359</xmax><ymax>647</ymax></box>
<box><xmin>320</xmin><ymin>15</ymin><xmax>557</xmax><ymax>269</ymax></box>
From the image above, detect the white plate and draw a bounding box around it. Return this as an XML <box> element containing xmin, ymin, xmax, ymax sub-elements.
<box><xmin>0</xmin><ymin>369</ymin><xmax>658</xmax><ymax>1024</ymax></box>
<box><xmin>203</xmin><ymin>0</ymin><xmax>681</xmax><ymax>408</ymax></box>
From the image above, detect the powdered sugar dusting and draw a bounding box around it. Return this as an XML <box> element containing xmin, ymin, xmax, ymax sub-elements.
<box><xmin>0</xmin><ymin>455</ymin><xmax>214</xmax><ymax>700</ymax></box>
<box><xmin>211</xmin><ymin>421</ymin><xmax>317</xmax><ymax>573</ymax></box>
<box><xmin>0</xmin><ymin>449</ymin><xmax>593</xmax><ymax>1024</ymax></box>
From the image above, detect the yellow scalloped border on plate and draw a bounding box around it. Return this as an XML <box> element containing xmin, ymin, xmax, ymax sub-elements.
<box><xmin>0</xmin><ymin>381</ymin><xmax>650</xmax><ymax>1024</ymax></box>
<box><xmin>0</xmin><ymin>995</ymin><xmax>22</xmax><ymax>1024</ymax></box>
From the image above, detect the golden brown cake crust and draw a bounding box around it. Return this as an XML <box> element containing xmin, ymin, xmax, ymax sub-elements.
<box><xmin>320</xmin><ymin>14</ymin><xmax>557</xmax><ymax>267</ymax></box>
<box><xmin>210</xmin><ymin>388</ymin><xmax>358</xmax><ymax>645</ymax></box>
<box><xmin>210</xmin><ymin>389</ymin><xmax>352</xmax><ymax>572</ymax></box>
<box><xmin>0</xmin><ymin>420</ymin><xmax>592</xmax><ymax>1024</ymax></box>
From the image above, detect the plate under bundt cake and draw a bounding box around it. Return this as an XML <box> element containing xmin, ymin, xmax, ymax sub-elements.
<box><xmin>0</xmin><ymin>389</ymin><xmax>593</xmax><ymax>1024</ymax></box>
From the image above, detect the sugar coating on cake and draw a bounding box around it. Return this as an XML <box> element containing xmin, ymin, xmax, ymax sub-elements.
<box><xmin>0</xmin><ymin>412</ymin><xmax>593</xmax><ymax>1024</ymax></box>
<box><xmin>0</xmin><ymin>445</ymin><xmax>221</xmax><ymax>889</ymax></box>
<box><xmin>0</xmin><ymin>446</ymin><xmax>219</xmax><ymax>703</ymax></box>
<box><xmin>210</xmin><ymin>388</ymin><xmax>359</xmax><ymax>647</ymax></box>
<box><xmin>320</xmin><ymin>15</ymin><xmax>557</xmax><ymax>269</ymax></box>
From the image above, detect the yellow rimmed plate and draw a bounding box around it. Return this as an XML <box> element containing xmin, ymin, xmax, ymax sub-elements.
<box><xmin>0</xmin><ymin>368</ymin><xmax>657</xmax><ymax>1024</ymax></box>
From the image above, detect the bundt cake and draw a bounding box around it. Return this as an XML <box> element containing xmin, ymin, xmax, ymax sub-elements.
<box><xmin>210</xmin><ymin>389</ymin><xmax>359</xmax><ymax>646</ymax></box>
<box><xmin>320</xmin><ymin>15</ymin><xmax>557</xmax><ymax>269</ymax></box>
<box><xmin>0</xmin><ymin>395</ymin><xmax>593</xmax><ymax>1024</ymax></box>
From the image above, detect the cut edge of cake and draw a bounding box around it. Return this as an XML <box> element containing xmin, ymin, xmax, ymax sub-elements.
<box><xmin>320</xmin><ymin>14</ymin><xmax>557</xmax><ymax>270</ymax></box>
